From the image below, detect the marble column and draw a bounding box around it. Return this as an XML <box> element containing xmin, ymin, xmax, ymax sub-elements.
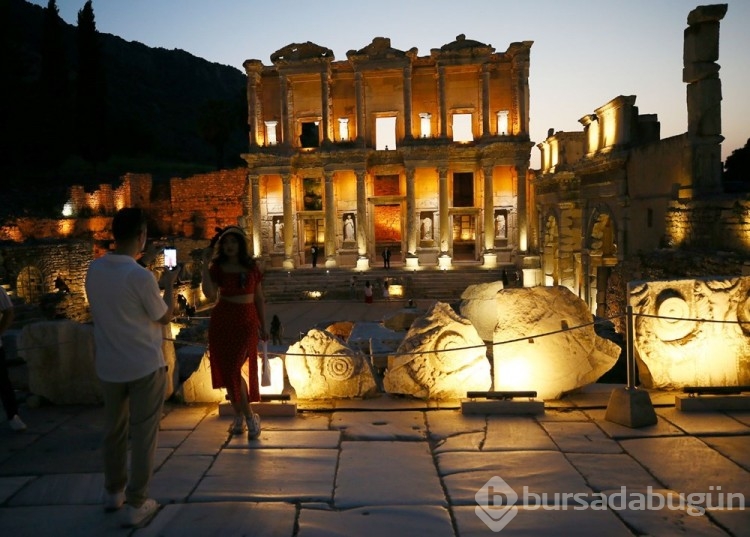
<box><xmin>481</xmin><ymin>64</ymin><xmax>491</xmax><ymax>136</ymax></box>
<box><xmin>320</xmin><ymin>70</ymin><xmax>331</xmax><ymax>144</ymax></box>
<box><xmin>280</xmin><ymin>75</ymin><xmax>292</xmax><ymax>147</ymax></box>
<box><xmin>355</xmin><ymin>71</ymin><xmax>365</xmax><ymax>144</ymax></box>
<box><xmin>243</xmin><ymin>61</ymin><xmax>263</xmax><ymax>148</ymax></box>
<box><xmin>437</xmin><ymin>65</ymin><xmax>447</xmax><ymax>138</ymax></box>
<box><xmin>355</xmin><ymin>170</ymin><xmax>367</xmax><ymax>257</ymax></box>
<box><xmin>403</xmin><ymin>65</ymin><xmax>413</xmax><ymax>140</ymax></box>
<box><xmin>324</xmin><ymin>171</ymin><xmax>337</xmax><ymax>267</ymax></box>
<box><xmin>483</xmin><ymin>165</ymin><xmax>495</xmax><ymax>252</ymax></box>
<box><xmin>405</xmin><ymin>168</ymin><xmax>416</xmax><ymax>255</ymax></box>
<box><xmin>250</xmin><ymin>174</ymin><xmax>262</xmax><ymax>257</ymax></box>
<box><xmin>516</xmin><ymin>164</ymin><xmax>528</xmax><ymax>253</ymax></box>
<box><xmin>438</xmin><ymin>167</ymin><xmax>450</xmax><ymax>255</ymax></box>
<box><xmin>282</xmin><ymin>173</ymin><xmax>294</xmax><ymax>268</ymax></box>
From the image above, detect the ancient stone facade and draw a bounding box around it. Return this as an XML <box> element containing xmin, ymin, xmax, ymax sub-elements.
<box><xmin>531</xmin><ymin>4</ymin><xmax>737</xmax><ymax>317</ymax></box>
<box><xmin>241</xmin><ymin>35</ymin><xmax>534</xmax><ymax>270</ymax></box>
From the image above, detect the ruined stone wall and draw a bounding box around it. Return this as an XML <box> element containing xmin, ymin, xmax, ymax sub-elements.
<box><xmin>0</xmin><ymin>240</ymin><xmax>94</xmax><ymax>323</ymax></box>
<box><xmin>664</xmin><ymin>197</ymin><xmax>750</xmax><ymax>253</ymax></box>
<box><xmin>169</xmin><ymin>168</ymin><xmax>247</xmax><ymax>239</ymax></box>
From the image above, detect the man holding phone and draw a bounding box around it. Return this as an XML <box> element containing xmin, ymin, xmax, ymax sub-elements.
<box><xmin>85</xmin><ymin>208</ymin><xmax>179</xmax><ymax>528</ymax></box>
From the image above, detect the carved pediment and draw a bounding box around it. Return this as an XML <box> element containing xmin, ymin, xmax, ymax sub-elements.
<box><xmin>270</xmin><ymin>42</ymin><xmax>334</xmax><ymax>64</ymax></box>
<box><xmin>346</xmin><ymin>37</ymin><xmax>416</xmax><ymax>64</ymax></box>
<box><xmin>431</xmin><ymin>34</ymin><xmax>495</xmax><ymax>59</ymax></box>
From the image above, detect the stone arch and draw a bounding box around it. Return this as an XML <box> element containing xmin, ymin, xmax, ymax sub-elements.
<box><xmin>586</xmin><ymin>205</ymin><xmax>618</xmax><ymax>316</ymax></box>
<box><xmin>16</xmin><ymin>265</ymin><xmax>44</xmax><ymax>304</ymax></box>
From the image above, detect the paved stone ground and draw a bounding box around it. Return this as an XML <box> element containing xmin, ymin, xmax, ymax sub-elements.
<box><xmin>1</xmin><ymin>301</ymin><xmax>749</xmax><ymax>536</ymax></box>
<box><xmin>1</xmin><ymin>388</ymin><xmax>749</xmax><ymax>537</ymax></box>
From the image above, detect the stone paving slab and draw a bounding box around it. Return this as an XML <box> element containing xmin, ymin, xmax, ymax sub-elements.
<box><xmin>726</xmin><ymin>411</ymin><xmax>750</xmax><ymax>427</ymax></box>
<box><xmin>438</xmin><ymin>451</ymin><xmax>591</xmax><ymax>505</ymax></box>
<box><xmin>621</xmin><ymin>436</ymin><xmax>750</xmax><ymax>507</ymax></box>
<box><xmin>583</xmin><ymin>408</ymin><xmax>684</xmax><ymax>438</ymax></box>
<box><xmin>0</xmin><ymin>505</ymin><xmax>130</xmax><ymax>536</ymax></box>
<box><xmin>566</xmin><ymin>453</ymin><xmax>663</xmax><ymax>492</ymax></box>
<box><xmin>158</xmin><ymin>405</ymin><xmax>212</xmax><ymax>430</ymax></box>
<box><xmin>425</xmin><ymin>408</ymin><xmax>486</xmax><ymax>441</ymax></box>
<box><xmin>700</xmin><ymin>435</ymin><xmax>750</xmax><ymax>471</ymax></box>
<box><xmin>7</xmin><ymin>472</ymin><xmax>103</xmax><ymax>506</ymax></box>
<box><xmin>599</xmin><ymin>487</ymin><xmax>733</xmax><ymax>537</ymax></box>
<box><xmin>706</xmin><ymin>507</ymin><xmax>750</xmax><ymax>537</ymax></box>
<box><xmin>433</xmin><ymin>431</ymin><xmax>484</xmax><ymax>453</ymax></box>
<box><xmin>0</xmin><ymin>475</ymin><xmax>32</xmax><ymax>503</ymax></box>
<box><xmin>192</xmin><ymin>448</ymin><xmax>337</xmax><ymax>502</ymax></box>
<box><xmin>297</xmin><ymin>505</ymin><xmax>455</xmax><ymax>537</ymax></box>
<box><xmin>656</xmin><ymin>408</ymin><xmax>750</xmax><ymax>435</ymax></box>
<box><xmin>453</xmin><ymin>504</ymin><xmax>633</xmax><ymax>536</ymax></box>
<box><xmin>136</xmin><ymin>501</ymin><xmax>296</xmax><ymax>537</ymax></box>
<box><xmin>335</xmin><ymin>441</ymin><xmax>446</xmax><ymax>508</ymax></box>
<box><xmin>482</xmin><ymin>418</ymin><xmax>557</xmax><ymax>451</ymax></box>
<box><xmin>225</xmin><ymin>429</ymin><xmax>340</xmax><ymax>449</ymax></box>
<box><xmin>540</xmin><ymin>421</ymin><xmax>622</xmax><ymax>453</ymax></box>
<box><xmin>330</xmin><ymin>410</ymin><xmax>427</xmax><ymax>440</ymax></box>
<box><xmin>149</xmin><ymin>454</ymin><xmax>214</xmax><ymax>503</ymax></box>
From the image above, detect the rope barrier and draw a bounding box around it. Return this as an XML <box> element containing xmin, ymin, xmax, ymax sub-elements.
<box><xmin>9</xmin><ymin>309</ymin><xmax>748</xmax><ymax>358</ymax></box>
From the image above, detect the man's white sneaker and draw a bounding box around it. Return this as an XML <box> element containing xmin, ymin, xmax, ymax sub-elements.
<box><xmin>229</xmin><ymin>415</ymin><xmax>246</xmax><ymax>435</ymax></box>
<box><xmin>247</xmin><ymin>413</ymin><xmax>261</xmax><ymax>440</ymax></box>
<box><xmin>122</xmin><ymin>498</ymin><xmax>160</xmax><ymax>528</ymax></box>
<box><xmin>103</xmin><ymin>490</ymin><xmax>125</xmax><ymax>512</ymax></box>
<box><xmin>8</xmin><ymin>415</ymin><xmax>26</xmax><ymax>432</ymax></box>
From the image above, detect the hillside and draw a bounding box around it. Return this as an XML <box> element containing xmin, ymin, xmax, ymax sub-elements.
<box><xmin>3</xmin><ymin>0</ymin><xmax>249</xmax><ymax>214</ymax></box>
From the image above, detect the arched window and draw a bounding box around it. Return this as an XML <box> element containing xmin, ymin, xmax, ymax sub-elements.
<box><xmin>16</xmin><ymin>266</ymin><xmax>44</xmax><ymax>304</ymax></box>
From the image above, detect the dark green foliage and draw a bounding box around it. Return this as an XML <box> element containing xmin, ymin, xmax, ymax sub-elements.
<box><xmin>723</xmin><ymin>138</ymin><xmax>750</xmax><ymax>193</ymax></box>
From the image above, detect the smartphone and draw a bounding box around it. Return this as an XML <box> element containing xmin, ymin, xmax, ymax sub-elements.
<box><xmin>163</xmin><ymin>247</ymin><xmax>177</xmax><ymax>270</ymax></box>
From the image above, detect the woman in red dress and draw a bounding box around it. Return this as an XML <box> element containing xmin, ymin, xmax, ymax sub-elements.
<box><xmin>201</xmin><ymin>226</ymin><xmax>268</xmax><ymax>440</ymax></box>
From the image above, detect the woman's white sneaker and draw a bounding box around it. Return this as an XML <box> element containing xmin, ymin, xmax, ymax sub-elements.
<box><xmin>246</xmin><ymin>413</ymin><xmax>261</xmax><ymax>440</ymax></box>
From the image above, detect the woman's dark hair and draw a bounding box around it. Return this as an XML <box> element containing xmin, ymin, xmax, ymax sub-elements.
<box><xmin>212</xmin><ymin>230</ymin><xmax>255</xmax><ymax>269</ymax></box>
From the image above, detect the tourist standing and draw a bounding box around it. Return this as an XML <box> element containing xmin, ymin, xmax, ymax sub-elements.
<box><xmin>382</xmin><ymin>247</ymin><xmax>391</xmax><ymax>269</ymax></box>
<box><xmin>85</xmin><ymin>207</ymin><xmax>179</xmax><ymax>528</ymax></box>
<box><xmin>364</xmin><ymin>280</ymin><xmax>373</xmax><ymax>303</ymax></box>
<box><xmin>383</xmin><ymin>280</ymin><xmax>390</xmax><ymax>299</ymax></box>
<box><xmin>270</xmin><ymin>314</ymin><xmax>283</xmax><ymax>345</ymax></box>
<box><xmin>310</xmin><ymin>244</ymin><xmax>319</xmax><ymax>268</ymax></box>
<box><xmin>0</xmin><ymin>286</ymin><xmax>26</xmax><ymax>433</ymax></box>
<box><xmin>202</xmin><ymin>226</ymin><xmax>268</xmax><ymax>441</ymax></box>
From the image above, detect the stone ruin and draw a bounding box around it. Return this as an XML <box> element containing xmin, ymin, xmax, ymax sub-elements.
<box><xmin>461</xmin><ymin>284</ymin><xmax>621</xmax><ymax>400</ymax></box>
<box><xmin>383</xmin><ymin>302</ymin><xmax>491</xmax><ymax>399</ymax></box>
<box><xmin>629</xmin><ymin>275</ymin><xmax>750</xmax><ymax>388</ymax></box>
<box><xmin>285</xmin><ymin>328</ymin><xmax>379</xmax><ymax>399</ymax></box>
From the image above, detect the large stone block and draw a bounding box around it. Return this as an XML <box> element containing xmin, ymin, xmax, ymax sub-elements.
<box><xmin>18</xmin><ymin>320</ymin><xmax>100</xmax><ymax>404</ymax></box>
<box><xmin>629</xmin><ymin>276</ymin><xmax>750</xmax><ymax>388</ymax></box>
<box><xmin>492</xmin><ymin>286</ymin><xmax>620</xmax><ymax>400</ymax></box>
<box><xmin>286</xmin><ymin>328</ymin><xmax>378</xmax><ymax>399</ymax></box>
<box><xmin>459</xmin><ymin>281</ymin><xmax>506</xmax><ymax>341</ymax></box>
<box><xmin>383</xmin><ymin>302</ymin><xmax>491</xmax><ymax>399</ymax></box>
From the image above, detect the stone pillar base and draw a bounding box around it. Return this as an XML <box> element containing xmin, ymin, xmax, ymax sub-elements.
<box><xmin>438</xmin><ymin>254</ymin><xmax>452</xmax><ymax>270</ymax></box>
<box><xmin>482</xmin><ymin>252</ymin><xmax>497</xmax><ymax>268</ymax></box>
<box><xmin>356</xmin><ymin>256</ymin><xmax>370</xmax><ymax>271</ymax></box>
<box><xmin>282</xmin><ymin>257</ymin><xmax>295</xmax><ymax>270</ymax></box>
<box><xmin>405</xmin><ymin>255</ymin><xmax>419</xmax><ymax>270</ymax></box>
<box><xmin>324</xmin><ymin>256</ymin><xmax>337</xmax><ymax>268</ymax></box>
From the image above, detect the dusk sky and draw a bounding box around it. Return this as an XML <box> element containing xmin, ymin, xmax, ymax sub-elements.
<box><xmin>30</xmin><ymin>0</ymin><xmax>749</xmax><ymax>169</ymax></box>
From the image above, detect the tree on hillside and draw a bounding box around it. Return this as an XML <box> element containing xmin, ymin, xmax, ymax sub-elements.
<box><xmin>38</xmin><ymin>0</ymin><xmax>73</xmax><ymax>169</ymax></box>
<box><xmin>723</xmin><ymin>139</ymin><xmax>750</xmax><ymax>193</ymax></box>
<box><xmin>75</xmin><ymin>0</ymin><xmax>108</xmax><ymax>166</ymax></box>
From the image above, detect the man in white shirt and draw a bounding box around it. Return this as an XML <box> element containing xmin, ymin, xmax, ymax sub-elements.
<box><xmin>0</xmin><ymin>286</ymin><xmax>26</xmax><ymax>432</ymax></box>
<box><xmin>85</xmin><ymin>208</ymin><xmax>179</xmax><ymax>528</ymax></box>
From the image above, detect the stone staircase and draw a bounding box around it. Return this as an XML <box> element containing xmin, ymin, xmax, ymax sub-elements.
<box><xmin>260</xmin><ymin>264</ymin><xmax>519</xmax><ymax>303</ymax></box>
